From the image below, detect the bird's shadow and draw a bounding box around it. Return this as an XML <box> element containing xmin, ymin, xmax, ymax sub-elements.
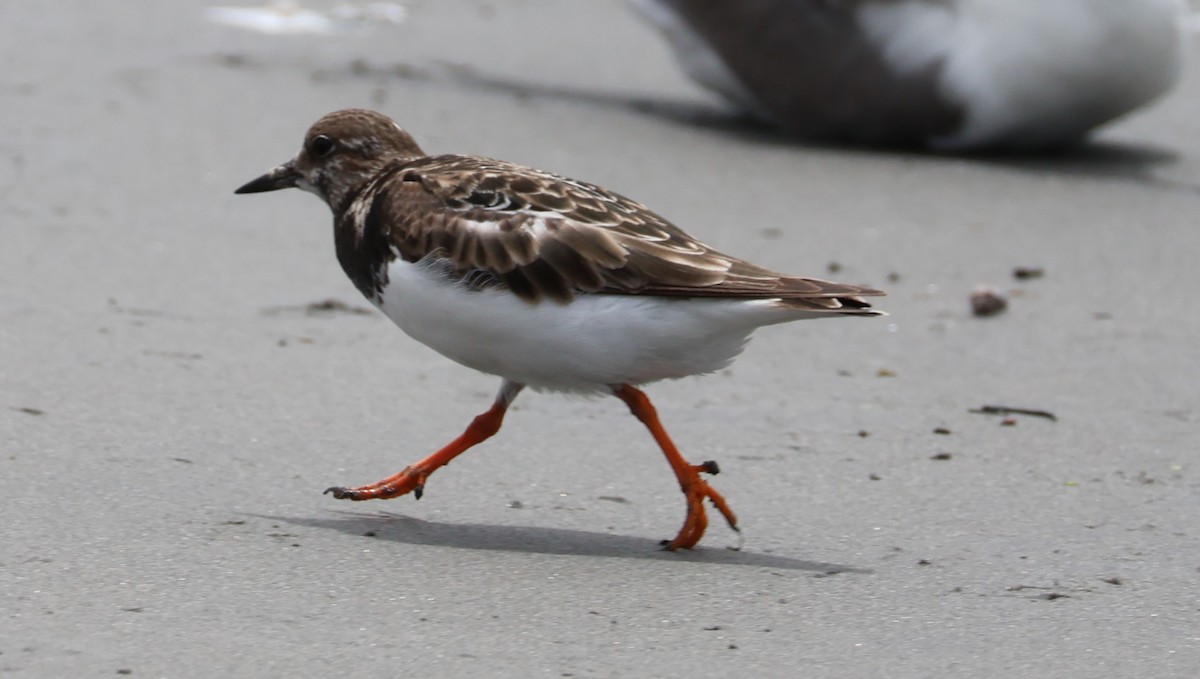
<box><xmin>974</xmin><ymin>141</ymin><xmax>1196</xmax><ymax>194</ymax></box>
<box><xmin>258</xmin><ymin>510</ymin><xmax>867</xmax><ymax>573</ymax></box>
<box><xmin>361</xmin><ymin>61</ymin><xmax>1191</xmax><ymax>191</ymax></box>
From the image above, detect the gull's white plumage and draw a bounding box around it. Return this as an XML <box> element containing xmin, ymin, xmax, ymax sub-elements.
<box><xmin>635</xmin><ymin>0</ymin><xmax>1186</xmax><ymax>149</ymax></box>
<box><xmin>905</xmin><ymin>0</ymin><xmax>1185</xmax><ymax>149</ymax></box>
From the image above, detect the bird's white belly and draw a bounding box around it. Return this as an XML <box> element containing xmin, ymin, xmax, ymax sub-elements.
<box><xmin>376</xmin><ymin>259</ymin><xmax>791</xmax><ymax>392</ymax></box>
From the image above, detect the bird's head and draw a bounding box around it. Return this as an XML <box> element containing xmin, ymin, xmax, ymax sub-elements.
<box><xmin>235</xmin><ymin>108</ymin><xmax>425</xmax><ymax>212</ymax></box>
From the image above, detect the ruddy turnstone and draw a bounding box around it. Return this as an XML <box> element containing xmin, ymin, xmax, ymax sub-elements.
<box><xmin>633</xmin><ymin>0</ymin><xmax>1185</xmax><ymax>149</ymax></box>
<box><xmin>235</xmin><ymin>109</ymin><xmax>884</xmax><ymax>550</ymax></box>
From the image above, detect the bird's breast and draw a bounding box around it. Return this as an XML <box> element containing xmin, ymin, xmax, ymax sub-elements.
<box><xmin>333</xmin><ymin>193</ymin><xmax>399</xmax><ymax>302</ymax></box>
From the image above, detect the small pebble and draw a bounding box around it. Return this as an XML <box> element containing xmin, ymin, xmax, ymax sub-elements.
<box><xmin>970</xmin><ymin>286</ymin><xmax>1008</xmax><ymax>317</ymax></box>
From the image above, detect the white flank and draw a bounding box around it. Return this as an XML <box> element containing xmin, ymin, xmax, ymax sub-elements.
<box><xmin>857</xmin><ymin>0</ymin><xmax>1186</xmax><ymax>149</ymax></box>
<box><xmin>856</xmin><ymin>2</ymin><xmax>956</xmax><ymax>76</ymax></box>
<box><xmin>1181</xmin><ymin>10</ymin><xmax>1200</xmax><ymax>32</ymax></box>
<box><xmin>376</xmin><ymin>259</ymin><xmax>828</xmax><ymax>393</ymax></box>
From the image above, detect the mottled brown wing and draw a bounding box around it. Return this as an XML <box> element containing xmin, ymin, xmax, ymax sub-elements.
<box><xmin>378</xmin><ymin>155</ymin><xmax>883</xmax><ymax>307</ymax></box>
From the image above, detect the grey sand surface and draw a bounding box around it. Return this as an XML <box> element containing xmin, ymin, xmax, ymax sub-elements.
<box><xmin>3</xmin><ymin>2</ymin><xmax>1199</xmax><ymax>676</ymax></box>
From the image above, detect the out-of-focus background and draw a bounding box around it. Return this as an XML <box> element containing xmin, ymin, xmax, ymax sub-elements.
<box><xmin>3</xmin><ymin>2</ymin><xmax>1199</xmax><ymax>676</ymax></box>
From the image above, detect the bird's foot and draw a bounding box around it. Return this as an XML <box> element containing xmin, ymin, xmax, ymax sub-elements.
<box><xmin>324</xmin><ymin>465</ymin><xmax>428</xmax><ymax>501</ymax></box>
<box><xmin>661</xmin><ymin>460</ymin><xmax>738</xmax><ymax>551</ymax></box>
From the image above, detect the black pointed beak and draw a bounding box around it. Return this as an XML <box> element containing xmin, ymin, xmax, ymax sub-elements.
<box><xmin>234</xmin><ymin>161</ymin><xmax>301</xmax><ymax>194</ymax></box>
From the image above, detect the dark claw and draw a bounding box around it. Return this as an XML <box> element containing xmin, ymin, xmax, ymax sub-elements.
<box><xmin>413</xmin><ymin>483</ymin><xmax>424</xmax><ymax>500</ymax></box>
<box><xmin>700</xmin><ymin>460</ymin><xmax>720</xmax><ymax>475</ymax></box>
<box><xmin>324</xmin><ymin>486</ymin><xmax>353</xmax><ymax>499</ymax></box>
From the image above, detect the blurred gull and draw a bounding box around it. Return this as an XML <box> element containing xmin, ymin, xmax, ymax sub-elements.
<box><xmin>633</xmin><ymin>0</ymin><xmax>1187</xmax><ymax>150</ymax></box>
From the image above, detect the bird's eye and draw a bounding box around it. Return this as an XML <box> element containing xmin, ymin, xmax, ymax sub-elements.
<box><xmin>309</xmin><ymin>135</ymin><xmax>335</xmax><ymax>158</ymax></box>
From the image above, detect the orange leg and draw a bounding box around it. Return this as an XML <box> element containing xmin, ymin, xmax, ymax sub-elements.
<box><xmin>325</xmin><ymin>381</ymin><xmax>524</xmax><ymax>501</ymax></box>
<box><xmin>612</xmin><ymin>384</ymin><xmax>738</xmax><ymax>550</ymax></box>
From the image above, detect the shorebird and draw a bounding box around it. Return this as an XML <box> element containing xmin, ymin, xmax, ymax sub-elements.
<box><xmin>235</xmin><ymin>109</ymin><xmax>884</xmax><ymax>549</ymax></box>
<box><xmin>633</xmin><ymin>0</ymin><xmax>1186</xmax><ymax>150</ymax></box>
